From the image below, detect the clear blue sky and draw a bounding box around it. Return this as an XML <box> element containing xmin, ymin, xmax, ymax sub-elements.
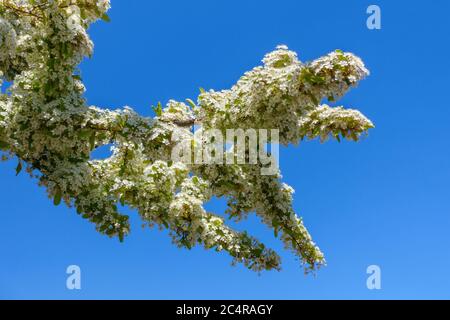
<box><xmin>1</xmin><ymin>0</ymin><xmax>450</xmax><ymax>299</ymax></box>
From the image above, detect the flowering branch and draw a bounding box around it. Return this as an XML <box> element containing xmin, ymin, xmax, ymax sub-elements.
<box><xmin>0</xmin><ymin>0</ymin><xmax>373</xmax><ymax>273</ymax></box>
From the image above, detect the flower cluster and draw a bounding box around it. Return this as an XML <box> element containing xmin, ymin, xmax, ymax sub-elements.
<box><xmin>196</xmin><ymin>45</ymin><xmax>372</xmax><ymax>145</ymax></box>
<box><xmin>0</xmin><ymin>0</ymin><xmax>373</xmax><ymax>272</ymax></box>
<box><xmin>299</xmin><ymin>104</ymin><xmax>374</xmax><ymax>142</ymax></box>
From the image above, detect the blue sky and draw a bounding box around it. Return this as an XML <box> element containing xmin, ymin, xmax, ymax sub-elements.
<box><xmin>1</xmin><ymin>0</ymin><xmax>450</xmax><ymax>299</ymax></box>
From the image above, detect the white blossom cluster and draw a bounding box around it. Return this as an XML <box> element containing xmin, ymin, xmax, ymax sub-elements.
<box><xmin>196</xmin><ymin>45</ymin><xmax>373</xmax><ymax>145</ymax></box>
<box><xmin>299</xmin><ymin>104</ymin><xmax>374</xmax><ymax>142</ymax></box>
<box><xmin>0</xmin><ymin>0</ymin><xmax>373</xmax><ymax>272</ymax></box>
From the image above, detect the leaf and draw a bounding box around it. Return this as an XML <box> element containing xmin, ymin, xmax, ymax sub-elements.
<box><xmin>253</xmin><ymin>244</ymin><xmax>264</xmax><ymax>257</ymax></box>
<box><xmin>47</xmin><ymin>58</ymin><xmax>55</xmax><ymax>70</ymax></box>
<box><xmin>101</xmin><ymin>13</ymin><xmax>111</xmax><ymax>23</ymax></box>
<box><xmin>80</xmin><ymin>9</ymin><xmax>87</xmax><ymax>20</ymax></box>
<box><xmin>199</xmin><ymin>87</ymin><xmax>206</xmax><ymax>94</ymax></box>
<box><xmin>19</xmin><ymin>122</ymin><xmax>30</xmax><ymax>130</ymax></box>
<box><xmin>186</xmin><ymin>98</ymin><xmax>196</xmax><ymax>109</ymax></box>
<box><xmin>272</xmin><ymin>218</ymin><xmax>280</xmax><ymax>237</ymax></box>
<box><xmin>152</xmin><ymin>102</ymin><xmax>163</xmax><ymax>117</ymax></box>
<box><xmin>0</xmin><ymin>140</ymin><xmax>9</xmax><ymax>150</ymax></box>
<box><xmin>53</xmin><ymin>188</ymin><xmax>62</xmax><ymax>206</ymax></box>
<box><xmin>89</xmin><ymin>132</ymin><xmax>96</xmax><ymax>150</ymax></box>
<box><xmin>15</xmin><ymin>160</ymin><xmax>22</xmax><ymax>176</ymax></box>
<box><xmin>308</xmin><ymin>92</ymin><xmax>319</xmax><ymax>105</ymax></box>
<box><xmin>77</xmin><ymin>129</ymin><xmax>91</xmax><ymax>139</ymax></box>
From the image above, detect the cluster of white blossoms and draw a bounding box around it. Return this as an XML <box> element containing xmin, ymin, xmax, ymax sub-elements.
<box><xmin>299</xmin><ymin>105</ymin><xmax>374</xmax><ymax>143</ymax></box>
<box><xmin>195</xmin><ymin>45</ymin><xmax>373</xmax><ymax>146</ymax></box>
<box><xmin>0</xmin><ymin>0</ymin><xmax>373</xmax><ymax>272</ymax></box>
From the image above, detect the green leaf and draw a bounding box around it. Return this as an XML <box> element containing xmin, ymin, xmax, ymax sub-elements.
<box><xmin>47</xmin><ymin>58</ymin><xmax>55</xmax><ymax>70</ymax></box>
<box><xmin>199</xmin><ymin>87</ymin><xmax>206</xmax><ymax>94</ymax></box>
<box><xmin>253</xmin><ymin>244</ymin><xmax>264</xmax><ymax>257</ymax></box>
<box><xmin>101</xmin><ymin>13</ymin><xmax>111</xmax><ymax>22</ymax></box>
<box><xmin>19</xmin><ymin>122</ymin><xmax>30</xmax><ymax>130</ymax></box>
<box><xmin>77</xmin><ymin>129</ymin><xmax>91</xmax><ymax>139</ymax></box>
<box><xmin>308</xmin><ymin>92</ymin><xmax>319</xmax><ymax>105</ymax></box>
<box><xmin>152</xmin><ymin>102</ymin><xmax>163</xmax><ymax>117</ymax></box>
<box><xmin>89</xmin><ymin>132</ymin><xmax>96</xmax><ymax>150</ymax></box>
<box><xmin>53</xmin><ymin>189</ymin><xmax>62</xmax><ymax>206</ymax></box>
<box><xmin>80</xmin><ymin>9</ymin><xmax>87</xmax><ymax>20</ymax></box>
<box><xmin>186</xmin><ymin>98</ymin><xmax>196</xmax><ymax>109</ymax></box>
<box><xmin>0</xmin><ymin>140</ymin><xmax>9</xmax><ymax>150</ymax></box>
<box><xmin>272</xmin><ymin>218</ymin><xmax>280</xmax><ymax>237</ymax></box>
<box><xmin>15</xmin><ymin>160</ymin><xmax>22</xmax><ymax>176</ymax></box>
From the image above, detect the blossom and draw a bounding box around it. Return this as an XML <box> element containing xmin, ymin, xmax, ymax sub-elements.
<box><xmin>0</xmin><ymin>0</ymin><xmax>373</xmax><ymax>272</ymax></box>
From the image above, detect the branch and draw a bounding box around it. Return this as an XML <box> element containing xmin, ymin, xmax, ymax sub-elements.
<box><xmin>171</xmin><ymin>118</ymin><xmax>197</xmax><ymax>127</ymax></box>
<box><xmin>2</xmin><ymin>0</ymin><xmax>44</xmax><ymax>20</ymax></box>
